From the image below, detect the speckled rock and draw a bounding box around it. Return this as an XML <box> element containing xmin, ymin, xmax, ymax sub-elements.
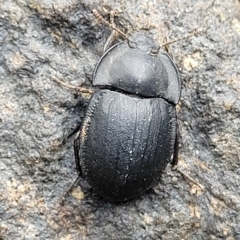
<box><xmin>0</xmin><ymin>0</ymin><xmax>239</xmax><ymax>239</ymax></box>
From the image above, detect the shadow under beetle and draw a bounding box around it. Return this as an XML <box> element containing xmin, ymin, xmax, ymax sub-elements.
<box><xmin>70</xmin><ymin>10</ymin><xmax>181</xmax><ymax>202</ymax></box>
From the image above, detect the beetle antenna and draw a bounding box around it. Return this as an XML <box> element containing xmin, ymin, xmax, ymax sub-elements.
<box><xmin>92</xmin><ymin>9</ymin><xmax>129</xmax><ymax>39</ymax></box>
<box><xmin>162</xmin><ymin>28</ymin><xmax>203</xmax><ymax>47</ymax></box>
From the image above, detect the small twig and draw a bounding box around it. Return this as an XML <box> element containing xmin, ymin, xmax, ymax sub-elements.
<box><xmin>51</xmin><ymin>76</ymin><xmax>93</xmax><ymax>94</ymax></box>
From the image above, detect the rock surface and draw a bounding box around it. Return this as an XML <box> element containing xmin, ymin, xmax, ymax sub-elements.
<box><xmin>0</xmin><ymin>0</ymin><xmax>239</xmax><ymax>239</ymax></box>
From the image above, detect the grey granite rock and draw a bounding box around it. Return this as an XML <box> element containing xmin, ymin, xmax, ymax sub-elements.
<box><xmin>0</xmin><ymin>0</ymin><xmax>239</xmax><ymax>239</ymax></box>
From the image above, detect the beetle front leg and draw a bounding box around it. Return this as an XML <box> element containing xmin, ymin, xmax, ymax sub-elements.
<box><xmin>92</xmin><ymin>9</ymin><xmax>128</xmax><ymax>52</ymax></box>
<box><xmin>103</xmin><ymin>10</ymin><xmax>117</xmax><ymax>52</ymax></box>
<box><xmin>92</xmin><ymin>9</ymin><xmax>128</xmax><ymax>40</ymax></box>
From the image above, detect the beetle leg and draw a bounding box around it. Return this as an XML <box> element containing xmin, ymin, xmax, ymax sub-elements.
<box><xmin>161</xmin><ymin>28</ymin><xmax>203</xmax><ymax>48</ymax></box>
<box><xmin>94</xmin><ymin>9</ymin><xmax>121</xmax><ymax>51</ymax></box>
<box><xmin>176</xmin><ymin>169</ymin><xmax>205</xmax><ymax>190</ymax></box>
<box><xmin>104</xmin><ymin>10</ymin><xmax>117</xmax><ymax>51</ymax></box>
<box><xmin>162</xmin><ymin>22</ymin><xmax>177</xmax><ymax>62</ymax></box>
<box><xmin>74</xmin><ymin>131</ymin><xmax>82</xmax><ymax>176</ymax></box>
<box><xmin>171</xmin><ymin>122</ymin><xmax>179</xmax><ymax>169</ymax></box>
<box><xmin>60</xmin><ymin>131</ymin><xmax>83</xmax><ymax>204</ymax></box>
<box><xmin>104</xmin><ymin>29</ymin><xmax>117</xmax><ymax>52</ymax></box>
<box><xmin>171</xmin><ymin>124</ymin><xmax>205</xmax><ymax>191</ymax></box>
<box><xmin>94</xmin><ymin>9</ymin><xmax>123</xmax><ymax>51</ymax></box>
<box><xmin>51</xmin><ymin>76</ymin><xmax>93</xmax><ymax>95</ymax></box>
<box><xmin>92</xmin><ymin>9</ymin><xmax>128</xmax><ymax>40</ymax></box>
<box><xmin>60</xmin><ymin>174</ymin><xmax>81</xmax><ymax>204</ymax></box>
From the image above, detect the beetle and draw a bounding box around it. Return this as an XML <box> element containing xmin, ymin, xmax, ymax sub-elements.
<box><xmin>71</xmin><ymin>10</ymin><xmax>181</xmax><ymax>202</ymax></box>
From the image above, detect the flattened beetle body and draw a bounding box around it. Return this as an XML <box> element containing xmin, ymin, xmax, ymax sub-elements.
<box><xmin>74</xmin><ymin>33</ymin><xmax>181</xmax><ymax>202</ymax></box>
<box><xmin>93</xmin><ymin>33</ymin><xmax>180</xmax><ymax>104</ymax></box>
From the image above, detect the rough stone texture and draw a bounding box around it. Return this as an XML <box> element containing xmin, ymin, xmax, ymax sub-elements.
<box><xmin>0</xmin><ymin>0</ymin><xmax>239</xmax><ymax>239</ymax></box>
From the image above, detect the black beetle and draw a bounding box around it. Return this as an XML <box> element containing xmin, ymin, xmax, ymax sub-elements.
<box><xmin>72</xmin><ymin>11</ymin><xmax>181</xmax><ymax>202</ymax></box>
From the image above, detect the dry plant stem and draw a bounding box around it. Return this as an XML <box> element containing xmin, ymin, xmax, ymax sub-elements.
<box><xmin>162</xmin><ymin>29</ymin><xmax>202</xmax><ymax>47</ymax></box>
<box><xmin>51</xmin><ymin>76</ymin><xmax>93</xmax><ymax>94</ymax></box>
<box><xmin>92</xmin><ymin>9</ymin><xmax>129</xmax><ymax>39</ymax></box>
<box><xmin>176</xmin><ymin>168</ymin><xmax>205</xmax><ymax>190</ymax></box>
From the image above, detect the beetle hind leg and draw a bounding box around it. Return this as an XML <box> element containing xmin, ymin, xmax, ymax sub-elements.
<box><xmin>171</xmin><ymin>123</ymin><xmax>205</xmax><ymax>190</ymax></box>
<box><xmin>60</xmin><ymin>131</ymin><xmax>83</xmax><ymax>204</ymax></box>
<box><xmin>60</xmin><ymin>174</ymin><xmax>81</xmax><ymax>204</ymax></box>
<box><xmin>171</xmin><ymin>122</ymin><xmax>179</xmax><ymax>170</ymax></box>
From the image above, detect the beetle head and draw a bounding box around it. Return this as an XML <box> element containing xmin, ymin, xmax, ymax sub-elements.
<box><xmin>128</xmin><ymin>33</ymin><xmax>160</xmax><ymax>55</ymax></box>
